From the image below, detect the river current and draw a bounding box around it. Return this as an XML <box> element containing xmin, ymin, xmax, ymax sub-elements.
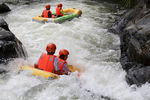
<box><xmin>1</xmin><ymin>0</ymin><xmax>150</xmax><ymax>100</ymax></box>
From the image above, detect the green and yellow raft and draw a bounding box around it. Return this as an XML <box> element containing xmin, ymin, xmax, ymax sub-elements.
<box><xmin>32</xmin><ymin>8</ymin><xmax>82</xmax><ymax>23</ymax></box>
<box><xmin>20</xmin><ymin>65</ymin><xmax>80</xmax><ymax>80</ymax></box>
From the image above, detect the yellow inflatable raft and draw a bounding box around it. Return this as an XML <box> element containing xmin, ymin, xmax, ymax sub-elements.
<box><xmin>32</xmin><ymin>8</ymin><xmax>82</xmax><ymax>23</ymax></box>
<box><xmin>20</xmin><ymin>65</ymin><xmax>80</xmax><ymax>80</ymax></box>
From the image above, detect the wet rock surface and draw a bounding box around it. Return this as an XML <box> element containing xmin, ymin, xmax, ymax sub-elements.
<box><xmin>0</xmin><ymin>2</ymin><xmax>28</xmax><ymax>75</ymax></box>
<box><xmin>0</xmin><ymin>2</ymin><xmax>27</xmax><ymax>71</ymax></box>
<box><xmin>0</xmin><ymin>3</ymin><xmax>11</xmax><ymax>13</ymax></box>
<box><xmin>111</xmin><ymin>0</ymin><xmax>150</xmax><ymax>86</ymax></box>
<box><xmin>0</xmin><ymin>18</ymin><xmax>27</xmax><ymax>64</ymax></box>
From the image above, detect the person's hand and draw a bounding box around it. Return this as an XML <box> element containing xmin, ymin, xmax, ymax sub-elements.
<box><xmin>34</xmin><ymin>64</ymin><xmax>38</xmax><ymax>68</ymax></box>
<box><xmin>55</xmin><ymin>70</ymin><xmax>62</xmax><ymax>75</ymax></box>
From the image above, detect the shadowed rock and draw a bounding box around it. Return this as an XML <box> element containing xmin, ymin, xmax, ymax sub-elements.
<box><xmin>0</xmin><ymin>3</ymin><xmax>11</xmax><ymax>13</ymax></box>
<box><xmin>0</xmin><ymin>4</ymin><xmax>26</xmax><ymax>74</ymax></box>
<box><xmin>0</xmin><ymin>18</ymin><xmax>10</xmax><ymax>31</ymax></box>
<box><xmin>111</xmin><ymin>0</ymin><xmax>150</xmax><ymax>86</ymax></box>
<box><xmin>0</xmin><ymin>18</ymin><xmax>27</xmax><ymax>64</ymax></box>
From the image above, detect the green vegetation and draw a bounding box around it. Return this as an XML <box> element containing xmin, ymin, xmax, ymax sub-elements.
<box><xmin>116</xmin><ymin>0</ymin><xmax>138</xmax><ymax>8</ymax></box>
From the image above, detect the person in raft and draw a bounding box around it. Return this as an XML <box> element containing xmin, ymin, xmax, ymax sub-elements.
<box><xmin>57</xmin><ymin>49</ymin><xmax>71</xmax><ymax>75</ymax></box>
<box><xmin>42</xmin><ymin>4</ymin><xmax>54</xmax><ymax>18</ymax></box>
<box><xmin>56</xmin><ymin>3</ymin><xmax>64</xmax><ymax>17</ymax></box>
<box><xmin>34</xmin><ymin>43</ymin><xmax>61</xmax><ymax>75</ymax></box>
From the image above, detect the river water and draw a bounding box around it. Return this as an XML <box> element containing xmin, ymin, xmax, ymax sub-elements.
<box><xmin>1</xmin><ymin>0</ymin><xmax>150</xmax><ymax>100</ymax></box>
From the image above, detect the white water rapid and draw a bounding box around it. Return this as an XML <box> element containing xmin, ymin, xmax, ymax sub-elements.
<box><xmin>1</xmin><ymin>0</ymin><xmax>150</xmax><ymax>100</ymax></box>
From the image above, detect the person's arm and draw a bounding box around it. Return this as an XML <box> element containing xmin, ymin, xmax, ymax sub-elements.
<box><xmin>41</xmin><ymin>11</ymin><xmax>44</xmax><ymax>17</ymax></box>
<box><xmin>34</xmin><ymin>57</ymin><xmax>40</xmax><ymax>68</ymax></box>
<box><xmin>48</xmin><ymin>11</ymin><xmax>55</xmax><ymax>18</ymax></box>
<box><xmin>54</xmin><ymin>57</ymin><xmax>62</xmax><ymax>75</ymax></box>
<box><xmin>34</xmin><ymin>64</ymin><xmax>38</xmax><ymax>68</ymax></box>
<box><xmin>48</xmin><ymin>11</ymin><xmax>52</xmax><ymax>18</ymax></box>
<box><xmin>60</xmin><ymin>9</ymin><xmax>64</xmax><ymax>16</ymax></box>
<box><xmin>62</xmin><ymin>63</ymin><xmax>71</xmax><ymax>75</ymax></box>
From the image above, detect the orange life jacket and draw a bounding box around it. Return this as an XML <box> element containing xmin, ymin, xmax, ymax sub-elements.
<box><xmin>42</xmin><ymin>9</ymin><xmax>52</xmax><ymax>18</ymax></box>
<box><xmin>56</xmin><ymin>7</ymin><xmax>63</xmax><ymax>16</ymax></box>
<box><xmin>58</xmin><ymin>57</ymin><xmax>67</xmax><ymax>71</ymax></box>
<box><xmin>38</xmin><ymin>53</ymin><xmax>55</xmax><ymax>72</ymax></box>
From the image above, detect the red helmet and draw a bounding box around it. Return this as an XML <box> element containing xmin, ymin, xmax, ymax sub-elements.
<box><xmin>59</xmin><ymin>49</ymin><xmax>69</xmax><ymax>56</ymax></box>
<box><xmin>57</xmin><ymin>3</ymin><xmax>62</xmax><ymax>7</ymax></box>
<box><xmin>46</xmin><ymin>43</ymin><xmax>56</xmax><ymax>52</ymax></box>
<box><xmin>45</xmin><ymin>4</ymin><xmax>50</xmax><ymax>9</ymax></box>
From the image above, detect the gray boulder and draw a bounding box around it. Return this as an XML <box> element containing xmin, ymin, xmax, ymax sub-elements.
<box><xmin>111</xmin><ymin>0</ymin><xmax>150</xmax><ymax>86</ymax></box>
<box><xmin>0</xmin><ymin>18</ymin><xmax>27</xmax><ymax>64</ymax></box>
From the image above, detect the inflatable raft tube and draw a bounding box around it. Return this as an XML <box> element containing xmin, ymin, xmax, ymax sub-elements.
<box><xmin>20</xmin><ymin>65</ymin><xmax>80</xmax><ymax>80</ymax></box>
<box><xmin>32</xmin><ymin>8</ymin><xmax>82</xmax><ymax>23</ymax></box>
